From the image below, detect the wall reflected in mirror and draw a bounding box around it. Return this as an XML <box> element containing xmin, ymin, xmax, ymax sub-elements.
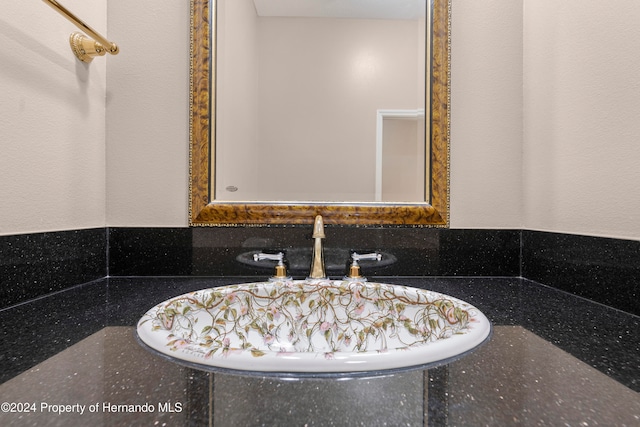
<box><xmin>215</xmin><ymin>0</ymin><xmax>428</xmax><ymax>203</ymax></box>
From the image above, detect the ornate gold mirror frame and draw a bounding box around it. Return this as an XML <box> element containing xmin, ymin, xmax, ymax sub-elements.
<box><xmin>190</xmin><ymin>0</ymin><xmax>450</xmax><ymax>226</ymax></box>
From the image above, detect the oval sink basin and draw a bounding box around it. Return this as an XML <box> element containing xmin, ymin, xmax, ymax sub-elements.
<box><xmin>137</xmin><ymin>280</ymin><xmax>491</xmax><ymax>374</ymax></box>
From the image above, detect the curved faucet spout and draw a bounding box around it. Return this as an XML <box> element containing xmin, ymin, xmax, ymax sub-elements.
<box><xmin>308</xmin><ymin>215</ymin><xmax>326</xmax><ymax>279</ymax></box>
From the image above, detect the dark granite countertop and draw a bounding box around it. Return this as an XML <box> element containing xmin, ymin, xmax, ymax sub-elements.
<box><xmin>1</xmin><ymin>277</ymin><xmax>638</xmax><ymax>426</ymax></box>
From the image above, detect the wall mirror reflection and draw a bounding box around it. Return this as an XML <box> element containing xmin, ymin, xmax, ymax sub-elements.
<box><xmin>190</xmin><ymin>0</ymin><xmax>450</xmax><ymax>225</ymax></box>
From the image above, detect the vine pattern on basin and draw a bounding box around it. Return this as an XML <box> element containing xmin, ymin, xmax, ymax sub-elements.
<box><xmin>139</xmin><ymin>281</ymin><xmax>477</xmax><ymax>360</ymax></box>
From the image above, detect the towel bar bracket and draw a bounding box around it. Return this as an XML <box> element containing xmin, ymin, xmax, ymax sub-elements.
<box><xmin>43</xmin><ymin>0</ymin><xmax>119</xmax><ymax>63</ymax></box>
<box><xmin>70</xmin><ymin>32</ymin><xmax>106</xmax><ymax>63</ymax></box>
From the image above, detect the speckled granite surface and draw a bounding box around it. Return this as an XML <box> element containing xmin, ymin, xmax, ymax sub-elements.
<box><xmin>1</xmin><ymin>277</ymin><xmax>638</xmax><ymax>426</ymax></box>
<box><xmin>3</xmin><ymin>227</ymin><xmax>638</xmax><ymax>317</ymax></box>
<box><xmin>0</xmin><ymin>229</ymin><xmax>106</xmax><ymax>308</ymax></box>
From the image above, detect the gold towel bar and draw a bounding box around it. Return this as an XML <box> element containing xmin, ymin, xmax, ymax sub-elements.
<box><xmin>42</xmin><ymin>0</ymin><xmax>119</xmax><ymax>63</ymax></box>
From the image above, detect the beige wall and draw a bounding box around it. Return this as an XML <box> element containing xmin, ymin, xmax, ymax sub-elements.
<box><xmin>523</xmin><ymin>0</ymin><xmax>640</xmax><ymax>240</ymax></box>
<box><xmin>254</xmin><ymin>17</ymin><xmax>422</xmax><ymax>201</ymax></box>
<box><xmin>105</xmin><ymin>1</ymin><xmax>190</xmax><ymax>227</ymax></box>
<box><xmin>105</xmin><ymin>0</ymin><xmax>526</xmax><ymax>229</ymax></box>
<box><xmin>449</xmin><ymin>0</ymin><xmax>523</xmax><ymax>230</ymax></box>
<box><xmin>0</xmin><ymin>0</ymin><xmax>107</xmax><ymax>235</ymax></box>
<box><xmin>216</xmin><ymin>10</ymin><xmax>423</xmax><ymax>202</ymax></box>
<box><xmin>215</xmin><ymin>0</ymin><xmax>260</xmax><ymax>200</ymax></box>
<box><xmin>2</xmin><ymin>1</ymin><xmax>640</xmax><ymax>241</ymax></box>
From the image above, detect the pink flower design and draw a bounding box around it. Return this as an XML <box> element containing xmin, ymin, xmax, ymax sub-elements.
<box><xmin>324</xmin><ymin>352</ymin><xmax>335</xmax><ymax>360</ymax></box>
<box><xmin>158</xmin><ymin>312</ymin><xmax>174</xmax><ymax>330</ymax></box>
<box><xmin>354</xmin><ymin>302</ymin><xmax>365</xmax><ymax>316</ymax></box>
<box><xmin>320</xmin><ymin>322</ymin><xmax>330</xmax><ymax>331</ymax></box>
<box><xmin>174</xmin><ymin>339</ymin><xmax>189</xmax><ymax>348</ymax></box>
<box><xmin>263</xmin><ymin>334</ymin><xmax>275</xmax><ymax>345</ymax></box>
<box><xmin>446</xmin><ymin>307</ymin><xmax>459</xmax><ymax>324</ymax></box>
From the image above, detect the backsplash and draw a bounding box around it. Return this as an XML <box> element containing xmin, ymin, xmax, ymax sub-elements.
<box><xmin>0</xmin><ymin>228</ymin><xmax>106</xmax><ymax>308</ymax></box>
<box><xmin>523</xmin><ymin>231</ymin><xmax>640</xmax><ymax>316</ymax></box>
<box><xmin>1</xmin><ymin>227</ymin><xmax>638</xmax><ymax>316</ymax></box>
<box><xmin>108</xmin><ymin>227</ymin><xmax>520</xmax><ymax>278</ymax></box>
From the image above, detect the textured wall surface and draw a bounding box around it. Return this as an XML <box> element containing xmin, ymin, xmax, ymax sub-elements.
<box><xmin>0</xmin><ymin>0</ymin><xmax>107</xmax><ymax>235</ymax></box>
<box><xmin>523</xmin><ymin>0</ymin><xmax>640</xmax><ymax>239</ymax></box>
<box><xmin>2</xmin><ymin>1</ymin><xmax>639</xmax><ymax>241</ymax></box>
<box><xmin>106</xmin><ymin>0</ymin><xmax>525</xmax><ymax>229</ymax></box>
<box><xmin>106</xmin><ymin>1</ymin><xmax>190</xmax><ymax>227</ymax></box>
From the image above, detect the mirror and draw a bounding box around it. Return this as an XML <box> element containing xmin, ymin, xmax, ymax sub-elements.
<box><xmin>190</xmin><ymin>0</ymin><xmax>450</xmax><ymax>226</ymax></box>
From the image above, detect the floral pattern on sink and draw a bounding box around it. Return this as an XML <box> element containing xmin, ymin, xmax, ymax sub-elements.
<box><xmin>137</xmin><ymin>280</ymin><xmax>491</xmax><ymax>373</ymax></box>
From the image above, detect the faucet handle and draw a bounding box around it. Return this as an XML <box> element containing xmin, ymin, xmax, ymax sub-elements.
<box><xmin>253</xmin><ymin>252</ymin><xmax>284</xmax><ymax>263</ymax></box>
<box><xmin>253</xmin><ymin>252</ymin><xmax>291</xmax><ymax>281</ymax></box>
<box><xmin>351</xmin><ymin>252</ymin><xmax>382</xmax><ymax>264</ymax></box>
<box><xmin>345</xmin><ymin>252</ymin><xmax>382</xmax><ymax>281</ymax></box>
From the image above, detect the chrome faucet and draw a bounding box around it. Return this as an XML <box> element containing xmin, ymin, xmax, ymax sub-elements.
<box><xmin>345</xmin><ymin>252</ymin><xmax>382</xmax><ymax>281</ymax></box>
<box><xmin>253</xmin><ymin>252</ymin><xmax>291</xmax><ymax>281</ymax></box>
<box><xmin>308</xmin><ymin>215</ymin><xmax>326</xmax><ymax>279</ymax></box>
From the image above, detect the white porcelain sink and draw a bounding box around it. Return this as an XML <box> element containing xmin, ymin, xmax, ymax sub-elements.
<box><xmin>137</xmin><ymin>280</ymin><xmax>491</xmax><ymax>374</ymax></box>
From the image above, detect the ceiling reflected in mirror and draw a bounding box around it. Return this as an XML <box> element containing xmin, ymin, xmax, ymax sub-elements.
<box><xmin>252</xmin><ymin>0</ymin><xmax>425</xmax><ymax>20</ymax></box>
